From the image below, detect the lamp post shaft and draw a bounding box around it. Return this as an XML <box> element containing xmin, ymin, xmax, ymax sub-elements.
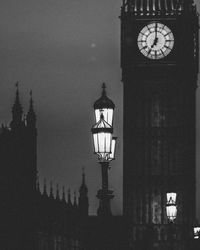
<box><xmin>96</xmin><ymin>162</ymin><xmax>114</xmax><ymax>216</ymax></box>
<box><xmin>169</xmin><ymin>222</ymin><xmax>174</xmax><ymax>250</ymax></box>
<box><xmin>101</xmin><ymin>162</ymin><xmax>109</xmax><ymax>190</ymax></box>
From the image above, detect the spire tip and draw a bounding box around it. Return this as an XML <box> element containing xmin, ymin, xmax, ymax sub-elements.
<box><xmin>15</xmin><ymin>81</ymin><xmax>19</xmax><ymax>89</ymax></box>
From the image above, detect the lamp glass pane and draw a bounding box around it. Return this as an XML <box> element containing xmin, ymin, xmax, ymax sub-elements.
<box><xmin>93</xmin><ymin>133</ymin><xmax>98</xmax><ymax>153</ymax></box>
<box><xmin>106</xmin><ymin>133</ymin><xmax>112</xmax><ymax>153</ymax></box>
<box><xmin>95</xmin><ymin>108</ymin><xmax>113</xmax><ymax>126</ymax></box>
<box><xmin>167</xmin><ymin>193</ymin><xmax>177</xmax><ymax>204</ymax></box>
<box><xmin>97</xmin><ymin>132</ymin><xmax>104</xmax><ymax>153</ymax></box>
<box><xmin>109</xmin><ymin>138</ymin><xmax>116</xmax><ymax>160</ymax></box>
<box><xmin>97</xmin><ymin>132</ymin><xmax>112</xmax><ymax>153</ymax></box>
<box><xmin>166</xmin><ymin>205</ymin><xmax>177</xmax><ymax>221</ymax></box>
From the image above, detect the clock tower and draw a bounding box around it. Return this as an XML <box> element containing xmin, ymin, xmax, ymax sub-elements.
<box><xmin>120</xmin><ymin>0</ymin><xmax>199</xmax><ymax>249</ymax></box>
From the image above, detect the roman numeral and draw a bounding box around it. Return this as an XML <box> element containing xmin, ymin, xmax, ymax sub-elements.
<box><xmin>164</xmin><ymin>45</ymin><xmax>171</xmax><ymax>50</ymax></box>
<box><xmin>165</xmin><ymin>32</ymin><xmax>172</xmax><ymax>37</ymax></box>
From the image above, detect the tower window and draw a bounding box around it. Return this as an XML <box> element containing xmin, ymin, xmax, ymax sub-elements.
<box><xmin>151</xmin><ymin>95</ymin><xmax>166</xmax><ymax>127</ymax></box>
<box><xmin>151</xmin><ymin>139</ymin><xmax>162</xmax><ymax>175</ymax></box>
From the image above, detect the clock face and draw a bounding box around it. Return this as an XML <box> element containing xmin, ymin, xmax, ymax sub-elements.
<box><xmin>137</xmin><ymin>22</ymin><xmax>174</xmax><ymax>60</ymax></box>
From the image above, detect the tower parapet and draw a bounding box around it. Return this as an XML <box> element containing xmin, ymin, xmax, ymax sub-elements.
<box><xmin>121</xmin><ymin>0</ymin><xmax>195</xmax><ymax>16</ymax></box>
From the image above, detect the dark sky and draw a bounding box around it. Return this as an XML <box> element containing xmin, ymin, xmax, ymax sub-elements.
<box><xmin>0</xmin><ymin>0</ymin><xmax>199</xmax><ymax>217</ymax></box>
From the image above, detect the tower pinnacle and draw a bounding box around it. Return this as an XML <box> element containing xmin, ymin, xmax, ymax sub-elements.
<box><xmin>43</xmin><ymin>179</ymin><xmax>47</xmax><ymax>196</ymax></box>
<box><xmin>79</xmin><ymin>167</ymin><xmax>88</xmax><ymax>194</ymax></box>
<box><xmin>62</xmin><ymin>186</ymin><xmax>66</xmax><ymax>203</ymax></box>
<box><xmin>56</xmin><ymin>184</ymin><xmax>60</xmax><ymax>201</ymax></box>
<box><xmin>10</xmin><ymin>82</ymin><xmax>23</xmax><ymax>129</ymax></box>
<box><xmin>79</xmin><ymin>168</ymin><xmax>89</xmax><ymax>217</ymax></box>
<box><xmin>68</xmin><ymin>188</ymin><xmax>72</xmax><ymax>207</ymax></box>
<box><xmin>27</xmin><ymin>90</ymin><xmax>36</xmax><ymax>128</ymax></box>
<box><xmin>73</xmin><ymin>191</ymin><xmax>77</xmax><ymax>208</ymax></box>
<box><xmin>49</xmin><ymin>181</ymin><xmax>54</xmax><ymax>199</ymax></box>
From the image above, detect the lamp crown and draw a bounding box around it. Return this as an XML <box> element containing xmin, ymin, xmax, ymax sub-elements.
<box><xmin>93</xmin><ymin>83</ymin><xmax>115</xmax><ymax>110</ymax></box>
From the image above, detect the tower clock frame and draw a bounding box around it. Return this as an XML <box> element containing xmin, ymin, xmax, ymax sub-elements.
<box><xmin>121</xmin><ymin>1</ymin><xmax>199</xmax><ymax>249</ymax></box>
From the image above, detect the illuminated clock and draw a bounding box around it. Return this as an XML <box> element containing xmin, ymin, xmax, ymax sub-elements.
<box><xmin>137</xmin><ymin>22</ymin><xmax>174</xmax><ymax>60</ymax></box>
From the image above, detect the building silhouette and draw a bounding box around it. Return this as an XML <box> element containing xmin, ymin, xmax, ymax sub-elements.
<box><xmin>0</xmin><ymin>0</ymin><xmax>200</xmax><ymax>249</ymax></box>
<box><xmin>0</xmin><ymin>85</ymin><xmax>128</xmax><ymax>250</ymax></box>
<box><xmin>121</xmin><ymin>0</ymin><xmax>199</xmax><ymax>249</ymax></box>
<box><xmin>0</xmin><ymin>85</ymin><xmax>90</xmax><ymax>250</ymax></box>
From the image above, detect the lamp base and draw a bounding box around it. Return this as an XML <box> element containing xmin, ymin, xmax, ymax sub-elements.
<box><xmin>96</xmin><ymin>189</ymin><xmax>114</xmax><ymax>217</ymax></box>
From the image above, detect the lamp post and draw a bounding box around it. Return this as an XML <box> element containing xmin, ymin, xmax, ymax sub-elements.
<box><xmin>166</xmin><ymin>192</ymin><xmax>177</xmax><ymax>250</ymax></box>
<box><xmin>91</xmin><ymin>83</ymin><xmax>117</xmax><ymax>217</ymax></box>
<box><xmin>193</xmin><ymin>224</ymin><xmax>200</xmax><ymax>250</ymax></box>
<box><xmin>194</xmin><ymin>226</ymin><xmax>200</xmax><ymax>240</ymax></box>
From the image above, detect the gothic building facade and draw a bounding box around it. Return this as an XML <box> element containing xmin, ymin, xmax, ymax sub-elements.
<box><xmin>0</xmin><ymin>85</ymin><xmax>127</xmax><ymax>250</ymax></box>
<box><xmin>0</xmin><ymin>85</ymin><xmax>89</xmax><ymax>250</ymax></box>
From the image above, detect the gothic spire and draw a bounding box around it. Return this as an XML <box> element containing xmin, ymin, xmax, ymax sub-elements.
<box><xmin>78</xmin><ymin>168</ymin><xmax>89</xmax><ymax>217</ymax></box>
<box><xmin>68</xmin><ymin>188</ymin><xmax>72</xmax><ymax>207</ymax></box>
<box><xmin>50</xmin><ymin>181</ymin><xmax>54</xmax><ymax>199</ymax></box>
<box><xmin>82</xmin><ymin>167</ymin><xmax>85</xmax><ymax>184</ymax></box>
<box><xmin>27</xmin><ymin>90</ymin><xmax>36</xmax><ymax>128</ymax></box>
<box><xmin>10</xmin><ymin>82</ymin><xmax>23</xmax><ymax>129</ymax></box>
<box><xmin>36</xmin><ymin>174</ymin><xmax>40</xmax><ymax>192</ymax></box>
<box><xmin>56</xmin><ymin>183</ymin><xmax>60</xmax><ymax>201</ymax></box>
<box><xmin>79</xmin><ymin>167</ymin><xmax>88</xmax><ymax>194</ymax></box>
<box><xmin>43</xmin><ymin>178</ymin><xmax>47</xmax><ymax>196</ymax></box>
<box><xmin>73</xmin><ymin>191</ymin><xmax>77</xmax><ymax>208</ymax></box>
<box><xmin>62</xmin><ymin>186</ymin><xmax>66</xmax><ymax>203</ymax></box>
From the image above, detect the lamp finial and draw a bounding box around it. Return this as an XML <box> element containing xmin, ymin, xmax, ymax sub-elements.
<box><xmin>102</xmin><ymin>83</ymin><xmax>106</xmax><ymax>96</ymax></box>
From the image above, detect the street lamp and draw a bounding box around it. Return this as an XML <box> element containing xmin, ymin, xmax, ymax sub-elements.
<box><xmin>192</xmin><ymin>223</ymin><xmax>200</xmax><ymax>250</ymax></box>
<box><xmin>91</xmin><ymin>84</ymin><xmax>117</xmax><ymax>217</ymax></box>
<box><xmin>166</xmin><ymin>192</ymin><xmax>177</xmax><ymax>250</ymax></box>
<box><xmin>194</xmin><ymin>226</ymin><xmax>200</xmax><ymax>240</ymax></box>
<box><xmin>166</xmin><ymin>192</ymin><xmax>177</xmax><ymax>222</ymax></box>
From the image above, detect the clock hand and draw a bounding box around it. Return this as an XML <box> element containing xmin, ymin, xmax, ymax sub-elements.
<box><xmin>155</xmin><ymin>23</ymin><xmax>158</xmax><ymax>46</ymax></box>
<box><xmin>155</xmin><ymin>22</ymin><xmax>158</xmax><ymax>39</ymax></box>
<box><xmin>151</xmin><ymin>37</ymin><xmax>158</xmax><ymax>48</ymax></box>
<box><xmin>151</xmin><ymin>23</ymin><xmax>158</xmax><ymax>48</ymax></box>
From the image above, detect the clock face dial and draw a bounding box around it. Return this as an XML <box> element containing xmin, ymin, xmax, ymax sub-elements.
<box><xmin>137</xmin><ymin>22</ymin><xmax>174</xmax><ymax>60</ymax></box>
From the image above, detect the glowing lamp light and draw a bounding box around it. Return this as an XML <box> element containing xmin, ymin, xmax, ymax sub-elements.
<box><xmin>166</xmin><ymin>192</ymin><xmax>177</xmax><ymax>222</ymax></box>
<box><xmin>167</xmin><ymin>193</ymin><xmax>177</xmax><ymax>204</ymax></box>
<box><xmin>109</xmin><ymin>137</ymin><xmax>117</xmax><ymax>161</ymax></box>
<box><xmin>91</xmin><ymin>114</ymin><xmax>113</xmax><ymax>161</ymax></box>
<box><xmin>194</xmin><ymin>226</ymin><xmax>200</xmax><ymax>239</ymax></box>
<box><xmin>94</xmin><ymin>83</ymin><xmax>115</xmax><ymax>126</ymax></box>
<box><xmin>95</xmin><ymin>108</ymin><xmax>114</xmax><ymax>126</ymax></box>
